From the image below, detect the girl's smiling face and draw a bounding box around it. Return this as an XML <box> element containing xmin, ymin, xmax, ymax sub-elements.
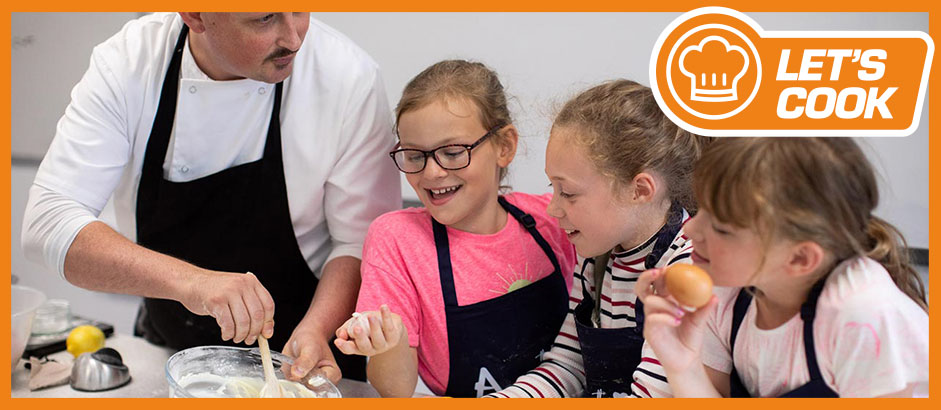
<box><xmin>396</xmin><ymin>98</ymin><xmax>516</xmax><ymax>234</ymax></box>
<box><xmin>544</xmin><ymin>127</ymin><xmax>640</xmax><ymax>257</ymax></box>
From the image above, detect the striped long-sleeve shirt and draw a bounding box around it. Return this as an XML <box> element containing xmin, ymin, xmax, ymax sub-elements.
<box><xmin>487</xmin><ymin>210</ymin><xmax>693</xmax><ymax>398</ymax></box>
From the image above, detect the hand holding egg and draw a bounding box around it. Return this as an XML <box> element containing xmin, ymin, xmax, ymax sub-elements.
<box><xmin>663</xmin><ymin>264</ymin><xmax>713</xmax><ymax>311</ymax></box>
<box><xmin>636</xmin><ymin>264</ymin><xmax>718</xmax><ymax>376</ymax></box>
<box><xmin>347</xmin><ymin>312</ymin><xmax>371</xmax><ymax>335</ymax></box>
<box><xmin>334</xmin><ymin>305</ymin><xmax>406</xmax><ymax>357</ymax></box>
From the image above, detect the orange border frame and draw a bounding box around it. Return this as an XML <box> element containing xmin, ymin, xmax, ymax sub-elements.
<box><xmin>3</xmin><ymin>1</ymin><xmax>936</xmax><ymax>409</ymax></box>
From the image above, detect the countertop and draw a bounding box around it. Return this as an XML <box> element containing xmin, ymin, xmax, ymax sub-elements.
<box><xmin>11</xmin><ymin>333</ymin><xmax>379</xmax><ymax>398</ymax></box>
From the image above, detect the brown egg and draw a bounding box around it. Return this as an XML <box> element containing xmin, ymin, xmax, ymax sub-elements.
<box><xmin>664</xmin><ymin>263</ymin><xmax>713</xmax><ymax>309</ymax></box>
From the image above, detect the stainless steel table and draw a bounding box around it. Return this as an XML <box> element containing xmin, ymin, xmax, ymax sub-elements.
<box><xmin>11</xmin><ymin>333</ymin><xmax>378</xmax><ymax>398</ymax></box>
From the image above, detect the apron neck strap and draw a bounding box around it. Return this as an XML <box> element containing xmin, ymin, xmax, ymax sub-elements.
<box><xmin>730</xmin><ymin>277</ymin><xmax>829</xmax><ymax>384</ymax></box>
<box><xmin>431</xmin><ymin>218</ymin><xmax>458</xmax><ymax>307</ymax></box>
<box><xmin>498</xmin><ymin>196</ymin><xmax>562</xmax><ymax>275</ymax></box>
<box><xmin>262</xmin><ymin>82</ymin><xmax>284</xmax><ymax>160</ymax></box>
<box><xmin>433</xmin><ymin>196</ymin><xmax>562</xmax><ymax>307</ymax></box>
<box><xmin>140</xmin><ymin>24</ymin><xmax>189</xmax><ymax>188</ymax></box>
<box><xmin>800</xmin><ymin>277</ymin><xmax>828</xmax><ymax>381</ymax></box>
<box><xmin>644</xmin><ymin>202</ymin><xmax>685</xmax><ymax>270</ymax></box>
<box><xmin>591</xmin><ymin>202</ymin><xmax>685</xmax><ymax>327</ymax></box>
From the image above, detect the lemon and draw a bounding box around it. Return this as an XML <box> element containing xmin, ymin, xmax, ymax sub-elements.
<box><xmin>66</xmin><ymin>325</ymin><xmax>105</xmax><ymax>358</ymax></box>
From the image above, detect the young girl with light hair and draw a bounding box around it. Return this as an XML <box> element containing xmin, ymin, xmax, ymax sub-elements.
<box><xmin>334</xmin><ymin>60</ymin><xmax>576</xmax><ymax>397</ymax></box>
<box><xmin>491</xmin><ymin>79</ymin><xmax>711</xmax><ymax>398</ymax></box>
<box><xmin>639</xmin><ymin>137</ymin><xmax>928</xmax><ymax>397</ymax></box>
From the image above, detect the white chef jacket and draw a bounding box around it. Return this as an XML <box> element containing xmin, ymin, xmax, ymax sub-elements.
<box><xmin>21</xmin><ymin>13</ymin><xmax>401</xmax><ymax>279</ymax></box>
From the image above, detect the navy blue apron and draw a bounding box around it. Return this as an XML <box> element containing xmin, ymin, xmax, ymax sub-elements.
<box><xmin>434</xmin><ymin>196</ymin><xmax>568</xmax><ymax>397</ymax></box>
<box><xmin>729</xmin><ymin>278</ymin><xmax>838</xmax><ymax>397</ymax></box>
<box><xmin>574</xmin><ymin>203</ymin><xmax>684</xmax><ymax>397</ymax></box>
<box><xmin>132</xmin><ymin>25</ymin><xmax>366</xmax><ymax>380</ymax></box>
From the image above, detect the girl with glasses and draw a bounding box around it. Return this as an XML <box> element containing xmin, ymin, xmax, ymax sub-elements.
<box><xmin>333</xmin><ymin>60</ymin><xmax>576</xmax><ymax>397</ymax></box>
<box><xmin>489</xmin><ymin>80</ymin><xmax>712</xmax><ymax>398</ymax></box>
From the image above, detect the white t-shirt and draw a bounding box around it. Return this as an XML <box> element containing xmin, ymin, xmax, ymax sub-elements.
<box><xmin>22</xmin><ymin>13</ymin><xmax>402</xmax><ymax>278</ymax></box>
<box><xmin>701</xmin><ymin>257</ymin><xmax>928</xmax><ymax>397</ymax></box>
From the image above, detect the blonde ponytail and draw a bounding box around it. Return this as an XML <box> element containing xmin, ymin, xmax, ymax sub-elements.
<box><xmin>864</xmin><ymin>216</ymin><xmax>927</xmax><ymax>311</ymax></box>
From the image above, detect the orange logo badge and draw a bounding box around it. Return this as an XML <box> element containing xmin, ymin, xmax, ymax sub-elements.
<box><xmin>650</xmin><ymin>7</ymin><xmax>933</xmax><ymax>136</ymax></box>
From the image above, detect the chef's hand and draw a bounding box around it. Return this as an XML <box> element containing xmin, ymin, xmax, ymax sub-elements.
<box><xmin>282</xmin><ymin>327</ymin><xmax>342</xmax><ymax>384</ymax></box>
<box><xmin>179</xmin><ymin>270</ymin><xmax>275</xmax><ymax>346</ymax></box>
<box><xmin>334</xmin><ymin>305</ymin><xmax>406</xmax><ymax>357</ymax></box>
<box><xmin>635</xmin><ymin>268</ymin><xmax>717</xmax><ymax>375</ymax></box>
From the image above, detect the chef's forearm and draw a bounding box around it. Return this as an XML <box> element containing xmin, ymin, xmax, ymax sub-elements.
<box><xmin>298</xmin><ymin>255</ymin><xmax>362</xmax><ymax>341</ymax></box>
<box><xmin>63</xmin><ymin>221</ymin><xmax>201</xmax><ymax>301</ymax></box>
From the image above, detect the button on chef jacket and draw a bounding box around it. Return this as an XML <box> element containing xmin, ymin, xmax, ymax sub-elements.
<box><xmin>22</xmin><ymin>13</ymin><xmax>401</xmax><ymax>279</ymax></box>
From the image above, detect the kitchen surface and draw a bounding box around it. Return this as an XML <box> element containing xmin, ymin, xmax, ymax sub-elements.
<box><xmin>11</xmin><ymin>333</ymin><xmax>379</xmax><ymax>398</ymax></box>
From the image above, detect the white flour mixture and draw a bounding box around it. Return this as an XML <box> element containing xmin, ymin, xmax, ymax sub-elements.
<box><xmin>178</xmin><ymin>372</ymin><xmax>337</xmax><ymax>398</ymax></box>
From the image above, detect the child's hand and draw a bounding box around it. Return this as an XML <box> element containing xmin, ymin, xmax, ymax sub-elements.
<box><xmin>636</xmin><ymin>268</ymin><xmax>717</xmax><ymax>375</ymax></box>
<box><xmin>334</xmin><ymin>305</ymin><xmax>406</xmax><ymax>357</ymax></box>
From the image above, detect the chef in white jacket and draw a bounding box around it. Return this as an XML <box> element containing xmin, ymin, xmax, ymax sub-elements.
<box><xmin>20</xmin><ymin>12</ymin><xmax>401</xmax><ymax>384</ymax></box>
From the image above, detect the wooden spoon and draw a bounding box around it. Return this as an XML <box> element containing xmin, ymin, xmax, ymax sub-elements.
<box><xmin>257</xmin><ymin>336</ymin><xmax>283</xmax><ymax>398</ymax></box>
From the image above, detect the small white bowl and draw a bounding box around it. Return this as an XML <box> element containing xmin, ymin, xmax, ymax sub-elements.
<box><xmin>11</xmin><ymin>285</ymin><xmax>46</xmax><ymax>372</ymax></box>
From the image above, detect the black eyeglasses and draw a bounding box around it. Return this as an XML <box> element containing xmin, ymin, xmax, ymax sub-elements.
<box><xmin>389</xmin><ymin>124</ymin><xmax>505</xmax><ymax>174</ymax></box>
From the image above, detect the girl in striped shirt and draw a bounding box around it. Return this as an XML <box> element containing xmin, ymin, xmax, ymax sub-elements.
<box><xmin>489</xmin><ymin>79</ymin><xmax>711</xmax><ymax>398</ymax></box>
<box><xmin>639</xmin><ymin>138</ymin><xmax>928</xmax><ymax>397</ymax></box>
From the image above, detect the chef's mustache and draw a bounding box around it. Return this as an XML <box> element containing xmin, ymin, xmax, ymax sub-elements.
<box><xmin>266</xmin><ymin>48</ymin><xmax>297</xmax><ymax>61</ymax></box>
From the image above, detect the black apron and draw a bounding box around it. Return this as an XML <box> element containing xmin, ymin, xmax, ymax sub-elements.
<box><xmin>434</xmin><ymin>196</ymin><xmax>568</xmax><ymax>397</ymax></box>
<box><xmin>132</xmin><ymin>25</ymin><xmax>365</xmax><ymax>380</ymax></box>
<box><xmin>729</xmin><ymin>279</ymin><xmax>838</xmax><ymax>397</ymax></box>
<box><xmin>574</xmin><ymin>203</ymin><xmax>684</xmax><ymax>397</ymax></box>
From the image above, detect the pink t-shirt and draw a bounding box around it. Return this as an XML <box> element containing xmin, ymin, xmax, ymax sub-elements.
<box><xmin>356</xmin><ymin>192</ymin><xmax>576</xmax><ymax>395</ymax></box>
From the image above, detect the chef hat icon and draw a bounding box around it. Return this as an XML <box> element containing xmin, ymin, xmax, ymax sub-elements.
<box><xmin>679</xmin><ymin>36</ymin><xmax>749</xmax><ymax>102</ymax></box>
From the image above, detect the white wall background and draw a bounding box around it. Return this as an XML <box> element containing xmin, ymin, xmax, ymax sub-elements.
<box><xmin>315</xmin><ymin>12</ymin><xmax>930</xmax><ymax>250</ymax></box>
<box><xmin>10</xmin><ymin>12</ymin><xmax>929</xmax><ymax>335</ymax></box>
<box><xmin>12</xmin><ymin>13</ymin><xmax>146</xmax><ymax>334</ymax></box>
<box><xmin>12</xmin><ymin>13</ymin><xmax>142</xmax><ymax>159</ymax></box>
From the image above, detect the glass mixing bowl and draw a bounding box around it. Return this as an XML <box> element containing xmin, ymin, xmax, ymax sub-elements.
<box><xmin>165</xmin><ymin>345</ymin><xmax>341</xmax><ymax>398</ymax></box>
